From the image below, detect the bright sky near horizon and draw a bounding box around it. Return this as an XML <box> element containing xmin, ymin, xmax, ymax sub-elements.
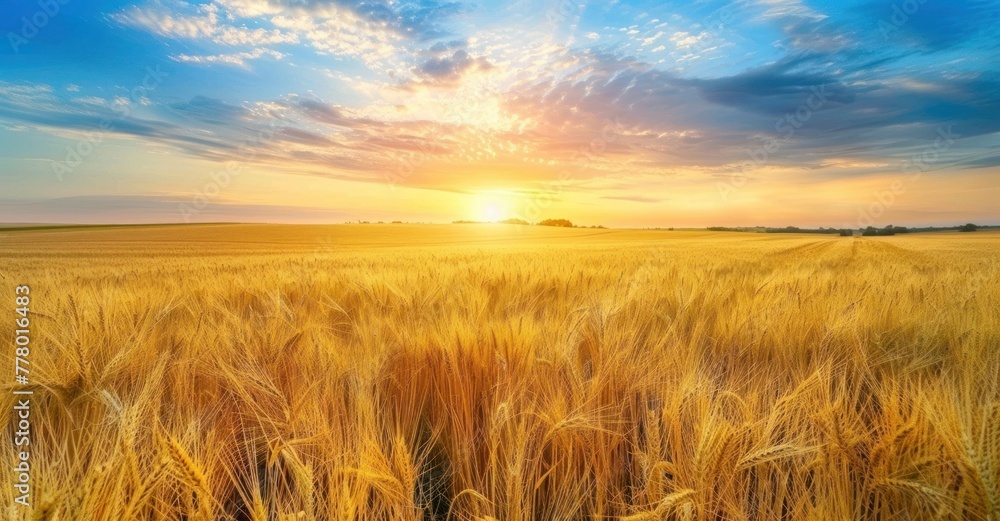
<box><xmin>1</xmin><ymin>0</ymin><xmax>998</xmax><ymax>228</ymax></box>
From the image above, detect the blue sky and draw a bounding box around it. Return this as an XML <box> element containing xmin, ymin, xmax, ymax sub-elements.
<box><xmin>1</xmin><ymin>0</ymin><xmax>998</xmax><ymax>227</ymax></box>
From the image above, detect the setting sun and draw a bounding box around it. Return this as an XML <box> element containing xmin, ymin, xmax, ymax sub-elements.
<box><xmin>474</xmin><ymin>193</ymin><xmax>509</xmax><ymax>222</ymax></box>
<box><xmin>481</xmin><ymin>202</ymin><xmax>503</xmax><ymax>222</ymax></box>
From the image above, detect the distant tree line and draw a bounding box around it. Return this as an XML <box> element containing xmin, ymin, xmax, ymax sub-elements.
<box><xmin>706</xmin><ymin>223</ymin><xmax>987</xmax><ymax>236</ymax></box>
<box><xmin>862</xmin><ymin>223</ymin><xmax>981</xmax><ymax>235</ymax></box>
<box><xmin>708</xmin><ymin>226</ymin><xmax>853</xmax><ymax>235</ymax></box>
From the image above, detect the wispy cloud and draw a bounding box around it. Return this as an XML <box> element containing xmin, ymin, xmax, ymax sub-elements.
<box><xmin>173</xmin><ymin>48</ymin><xmax>285</xmax><ymax>68</ymax></box>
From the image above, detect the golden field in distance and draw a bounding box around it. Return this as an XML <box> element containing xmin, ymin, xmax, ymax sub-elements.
<box><xmin>1</xmin><ymin>224</ymin><xmax>998</xmax><ymax>520</ymax></box>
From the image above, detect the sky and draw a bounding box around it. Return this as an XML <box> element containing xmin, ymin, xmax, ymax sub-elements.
<box><xmin>1</xmin><ymin>0</ymin><xmax>998</xmax><ymax>228</ymax></box>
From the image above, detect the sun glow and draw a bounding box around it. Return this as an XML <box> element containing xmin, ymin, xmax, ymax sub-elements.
<box><xmin>482</xmin><ymin>203</ymin><xmax>503</xmax><ymax>222</ymax></box>
<box><xmin>475</xmin><ymin>193</ymin><xmax>509</xmax><ymax>222</ymax></box>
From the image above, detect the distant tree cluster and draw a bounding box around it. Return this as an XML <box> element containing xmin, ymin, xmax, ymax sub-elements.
<box><xmin>536</xmin><ymin>219</ymin><xmax>606</xmax><ymax>228</ymax></box>
<box><xmin>538</xmin><ymin>218</ymin><xmax>574</xmax><ymax>227</ymax></box>
<box><xmin>861</xmin><ymin>225</ymin><xmax>910</xmax><ymax>236</ymax></box>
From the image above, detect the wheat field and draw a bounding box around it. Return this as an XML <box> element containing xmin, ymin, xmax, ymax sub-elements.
<box><xmin>1</xmin><ymin>224</ymin><xmax>998</xmax><ymax>521</ymax></box>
